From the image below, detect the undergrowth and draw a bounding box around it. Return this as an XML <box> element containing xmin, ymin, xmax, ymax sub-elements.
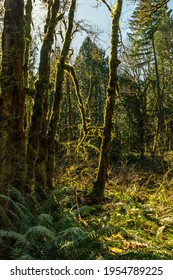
<box><xmin>1</xmin><ymin>154</ymin><xmax>173</xmax><ymax>259</ymax></box>
<box><xmin>0</xmin><ymin>187</ymin><xmax>101</xmax><ymax>260</ymax></box>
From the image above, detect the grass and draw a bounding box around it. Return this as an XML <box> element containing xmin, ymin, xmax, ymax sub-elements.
<box><xmin>56</xmin><ymin>155</ymin><xmax>173</xmax><ymax>260</ymax></box>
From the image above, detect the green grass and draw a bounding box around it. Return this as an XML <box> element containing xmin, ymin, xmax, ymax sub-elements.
<box><xmin>56</xmin><ymin>158</ymin><xmax>173</xmax><ymax>260</ymax></box>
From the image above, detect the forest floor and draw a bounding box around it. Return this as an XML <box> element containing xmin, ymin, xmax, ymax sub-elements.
<box><xmin>57</xmin><ymin>153</ymin><xmax>173</xmax><ymax>260</ymax></box>
<box><xmin>1</xmin><ymin>153</ymin><xmax>173</xmax><ymax>260</ymax></box>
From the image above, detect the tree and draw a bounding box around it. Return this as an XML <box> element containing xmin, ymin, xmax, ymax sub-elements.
<box><xmin>75</xmin><ymin>36</ymin><xmax>108</xmax><ymax>126</ymax></box>
<box><xmin>90</xmin><ymin>0</ymin><xmax>123</xmax><ymax>202</ymax></box>
<box><xmin>47</xmin><ymin>0</ymin><xmax>77</xmax><ymax>189</ymax></box>
<box><xmin>0</xmin><ymin>0</ymin><xmax>25</xmax><ymax>191</ymax></box>
<box><xmin>129</xmin><ymin>0</ymin><xmax>170</xmax><ymax>154</ymax></box>
<box><xmin>154</xmin><ymin>12</ymin><xmax>173</xmax><ymax>151</ymax></box>
<box><xmin>57</xmin><ymin>36</ymin><xmax>108</xmax><ymax>159</ymax></box>
<box><xmin>26</xmin><ymin>0</ymin><xmax>64</xmax><ymax>194</ymax></box>
<box><xmin>24</xmin><ymin>0</ymin><xmax>33</xmax><ymax>88</ymax></box>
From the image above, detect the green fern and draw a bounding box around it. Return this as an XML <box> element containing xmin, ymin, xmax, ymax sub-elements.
<box><xmin>0</xmin><ymin>194</ymin><xmax>26</xmax><ymax>219</ymax></box>
<box><xmin>37</xmin><ymin>213</ymin><xmax>54</xmax><ymax>227</ymax></box>
<box><xmin>0</xmin><ymin>187</ymin><xmax>100</xmax><ymax>260</ymax></box>
<box><xmin>73</xmin><ymin>205</ymin><xmax>96</xmax><ymax>217</ymax></box>
<box><xmin>0</xmin><ymin>230</ymin><xmax>26</xmax><ymax>243</ymax></box>
<box><xmin>18</xmin><ymin>253</ymin><xmax>35</xmax><ymax>260</ymax></box>
<box><xmin>59</xmin><ymin>227</ymin><xmax>86</xmax><ymax>241</ymax></box>
<box><xmin>54</xmin><ymin>227</ymin><xmax>92</xmax><ymax>259</ymax></box>
<box><xmin>9</xmin><ymin>187</ymin><xmax>26</xmax><ymax>205</ymax></box>
<box><xmin>0</xmin><ymin>205</ymin><xmax>14</xmax><ymax>229</ymax></box>
<box><xmin>25</xmin><ymin>225</ymin><xmax>55</xmax><ymax>240</ymax></box>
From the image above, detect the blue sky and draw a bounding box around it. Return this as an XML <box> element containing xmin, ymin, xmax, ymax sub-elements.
<box><xmin>32</xmin><ymin>0</ymin><xmax>173</xmax><ymax>56</ymax></box>
<box><xmin>76</xmin><ymin>0</ymin><xmax>135</xmax><ymax>36</ymax></box>
<box><xmin>74</xmin><ymin>0</ymin><xmax>133</xmax><ymax>51</ymax></box>
<box><xmin>73</xmin><ymin>0</ymin><xmax>173</xmax><ymax>53</ymax></box>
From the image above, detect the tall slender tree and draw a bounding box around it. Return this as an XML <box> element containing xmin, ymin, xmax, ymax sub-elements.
<box><xmin>129</xmin><ymin>0</ymin><xmax>169</xmax><ymax>153</ymax></box>
<box><xmin>90</xmin><ymin>0</ymin><xmax>123</xmax><ymax>202</ymax></box>
<box><xmin>26</xmin><ymin>0</ymin><xmax>62</xmax><ymax>192</ymax></box>
<box><xmin>0</xmin><ymin>0</ymin><xmax>25</xmax><ymax>191</ymax></box>
<box><xmin>47</xmin><ymin>0</ymin><xmax>77</xmax><ymax>189</ymax></box>
<box><xmin>75</xmin><ymin>36</ymin><xmax>108</xmax><ymax>126</ymax></box>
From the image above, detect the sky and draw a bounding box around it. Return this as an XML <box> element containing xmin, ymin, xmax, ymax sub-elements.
<box><xmin>73</xmin><ymin>0</ymin><xmax>173</xmax><ymax>53</ymax></box>
<box><xmin>74</xmin><ymin>0</ymin><xmax>134</xmax><ymax>52</ymax></box>
<box><xmin>29</xmin><ymin>0</ymin><xmax>173</xmax><ymax>59</ymax></box>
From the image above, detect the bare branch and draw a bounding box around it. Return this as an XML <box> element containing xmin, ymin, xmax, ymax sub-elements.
<box><xmin>100</xmin><ymin>0</ymin><xmax>112</xmax><ymax>14</ymax></box>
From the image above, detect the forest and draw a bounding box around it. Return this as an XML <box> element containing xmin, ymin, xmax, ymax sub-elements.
<box><xmin>0</xmin><ymin>0</ymin><xmax>173</xmax><ymax>260</ymax></box>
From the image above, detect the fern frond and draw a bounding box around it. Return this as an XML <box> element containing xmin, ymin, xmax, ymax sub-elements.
<box><xmin>0</xmin><ymin>205</ymin><xmax>13</xmax><ymax>229</ymax></box>
<box><xmin>25</xmin><ymin>225</ymin><xmax>55</xmax><ymax>240</ymax></box>
<box><xmin>73</xmin><ymin>206</ymin><xmax>96</xmax><ymax>217</ymax></box>
<box><xmin>0</xmin><ymin>194</ymin><xmax>14</xmax><ymax>204</ymax></box>
<box><xmin>7</xmin><ymin>209</ymin><xmax>20</xmax><ymax>224</ymax></box>
<box><xmin>0</xmin><ymin>230</ymin><xmax>26</xmax><ymax>243</ymax></box>
<box><xmin>59</xmin><ymin>227</ymin><xmax>86</xmax><ymax>241</ymax></box>
<box><xmin>0</xmin><ymin>194</ymin><xmax>35</xmax><ymax>227</ymax></box>
<box><xmin>19</xmin><ymin>253</ymin><xmax>35</xmax><ymax>260</ymax></box>
<box><xmin>0</xmin><ymin>237</ymin><xmax>10</xmax><ymax>259</ymax></box>
<box><xmin>16</xmin><ymin>203</ymin><xmax>36</xmax><ymax>228</ymax></box>
<box><xmin>11</xmin><ymin>244</ymin><xmax>34</xmax><ymax>260</ymax></box>
<box><xmin>0</xmin><ymin>195</ymin><xmax>24</xmax><ymax>219</ymax></box>
<box><xmin>37</xmin><ymin>214</ymin><xmax>54</xmax><ymax>227</ymax></box>
<box><xmin>9</xmin><ymin>187</ymin><xmax>26</xmax><ymax>205</ymax></box>
<box><xmin>60</xmin><ymin>240</ymin><xmax>74</xmax><ymax>249</ymax></box>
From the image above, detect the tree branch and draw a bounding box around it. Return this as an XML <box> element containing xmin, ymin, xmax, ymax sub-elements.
<box><xmin>100</xmin><ymin>0</ymin><xmax>112</xmax><ymax>14</ymax></box>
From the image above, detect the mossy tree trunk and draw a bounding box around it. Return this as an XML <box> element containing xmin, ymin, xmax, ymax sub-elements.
<box><xmin>90</xmin><ymin>0</ymin><xmax>123</xmax><ymax>203</ymax></box>
<box><xmin>66</xmin><ymin>76</ymin><xmax>74</xmax><ymax>141</ymax></box>
<box><xmin>0</xmin><ymin>0</ymin><xmax>25</xmax><ymax>191</ymax></box>
<box><xmin>47</xmin><ymin>0</ymin><xmax>76</xmax><ymax>189</ymax></box>
<box><xmin>26</xmin><ymin>0</ymin><xmax>61</xmax><ymax>192</ymax></box>
<box><xmin>24</xmin><ymin>0</ymin><xmax>33</xmax><ymax>88</ymax></box>
<box><xmin>64</xmin><ymin>64</ymin><xmax>88</xmax><ymax>148</ymax></box>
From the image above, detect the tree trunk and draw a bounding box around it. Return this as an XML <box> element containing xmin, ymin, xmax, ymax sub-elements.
<box><xmin>66</xmin><ymin>76</ymin><xmax>74</xmax><ymax>141</ymax></box>
<box><xmin>47</xmin><ymin>0</ymin><xmax>76</xmax><ymax>189</ymax></box>
<box><xmin>90</xmin><ymin>0</ymin><xmax>123</xmax><ymax>203</ymax></box>
<box><xmin>24</xmin><ymin>0</ymin><xmax>32</xmax><ymax>88</ymax></box>
<box><xmin>65</xmin><ymin>64</ymin><xmax>87</xmax><ymax>148</ymax></box>
<box><xmin>26</xmin><ymin>0</ymin><xmax>61</xmax><ymax>193</ymax></box>
<box><xmin>0</xmin><ymin>0</ymin><xmax>25</xmax><ymax>191</ymax></box>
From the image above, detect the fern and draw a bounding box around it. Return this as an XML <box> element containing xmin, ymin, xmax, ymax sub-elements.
<box><xmin>0</xmin><ymin>195</ymin><xmax>26</xmax><ymax>219</ymax></box>
<box><xmin>53</xmin><ymin>227</ymin><xmax>91</xmax><ymax>259</ymax></box>
<box><xmin>17</xmin><ymin>252</ymin><xmax>35</xmax><ymax>260</ymax></box>
<box><xmin>0</xmin><ymin>187</ymin><xmax>100</xmax><ymax>260</ymax></box>
<box><xmin>0</xmin><ymin>230</ymin><xmax>26</xmax><ymax>243</ymax></box>
<box><xmin>6</xmin><ymin>209</ymin><xmax>20</xmax><ymax>225</ymax></box>
<box><xmin>0</xmin><ymin>237</ymin><xmax>9</xmax><ymax>259</ymax></box>
<box><xmin>73</xmin><ymin>205</ymin><xmax>96</xmax><ymax>217</ymax></box>
<box><xmin>59</xmin><ymin>227</ymin><xmax>86</xmax><ymax>241</ymax></box>
<box><xmin>25</xmin><ymin>225</ymin><xmax>55</xmax><ymax>240</ymax></box>
<box><xmin>9</xmin><ymin>187</ymin><xmax>26</xmax><ymax>205</ymax></box>
<box><xmin>0</xmin><ymin>205</ymin><xmax>14</xmax><ymax>229</ymax></box>
<box><xmin>37</xmin><ymin>213</ymin><xmax>54</xmax><ymax>227</ymax></box>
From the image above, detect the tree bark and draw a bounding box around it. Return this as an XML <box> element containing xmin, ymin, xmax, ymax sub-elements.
<box><xmin>26</xmin><ymin>0</ymin><xmax>61</xmax><ymax>192</ymax></box>
<box><xmin>65</xmin><ymin>63</ymin><xmax>87</xmax><ymax>147</ymax></box>
<box><xmin>90</xmin><ymin>0</ymin><xmax>123</xmax><ymax>203</ymax></box>
<box><xmin>47</xmin><ymin>0</ymin><xmax>76</xmax><ymax>189</ymax></box>
<box><xmin>0</xmin><ymin>0</ymin><xmax>25</xmax><ymax>191</ymax></box>
<box><xmin>66</xmin><ymin>76</ymin><xmax>74</xmax><ymax>141</ymax></box>
<box><xmin>24</xmin><ymin>0</ymin><xmax>33</xmax><ymax>88</ymax></box>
